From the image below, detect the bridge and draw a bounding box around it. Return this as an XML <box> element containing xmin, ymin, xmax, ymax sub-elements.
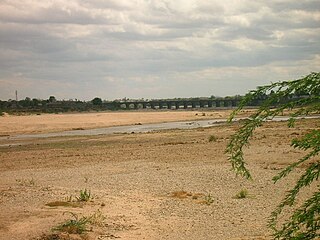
<box><xmin>105</xmin><ymin>98</ymin><xmax>241</xmax><ymax>110</ymax></box>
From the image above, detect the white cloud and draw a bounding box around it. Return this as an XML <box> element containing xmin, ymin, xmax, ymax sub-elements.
<box><xmin>0</xmin><ymin>0</ymin><xmax>319</xmax><ymax>100</ymax></box>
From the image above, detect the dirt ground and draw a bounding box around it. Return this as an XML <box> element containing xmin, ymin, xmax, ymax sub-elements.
<box><xmin>0</xmin><ymin>110</ymin><xmax>318</xmax><ymax>240</ymax></box>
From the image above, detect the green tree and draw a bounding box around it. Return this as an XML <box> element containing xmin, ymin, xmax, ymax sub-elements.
<box><xmin>48</xmin><ymin>96</ymin><xmax>56</xmax><ymax>103</ymax></box>
<box><xmin>226</xmin><ymin>72</ymin><xmax>320</xmax><ymax>239</ymax></box>
<box><xmin>91</xmin><ymin>97</ymin><xmax>102</xmax><ymax>106</ymax></box>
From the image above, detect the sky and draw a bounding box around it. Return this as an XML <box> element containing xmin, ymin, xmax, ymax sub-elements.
<box><xmin>0</xmin><ymin>0</ymin><xmax>319</xmax><ymax>101</ymax></box>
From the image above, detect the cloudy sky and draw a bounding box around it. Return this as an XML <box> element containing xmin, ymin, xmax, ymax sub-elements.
<box><xmin>0</xmin><ymin>0</ymin><xmax>319</xmax><ymax>101</ymax></box>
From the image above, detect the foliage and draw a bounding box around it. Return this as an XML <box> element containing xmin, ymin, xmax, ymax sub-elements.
<box><xmin>48</xmin><ymin>96</ymin><xmax>56</xmax><ymax>103</ymax></box>
<box><xmin>16</xmin><ymin>178</ymin><xmax>35</xmax><ymax>187</ymax></box>
<box><xmin>87</xmin><ymin>209</ymin><xmax>106</xmax><ymax>227</ymax></box>
<box><xmin>53</xmin><ymin>212</ymin><xmax>90</xmax><ymax>234</ymax></box>
<box><xmin>76</xmin><ymin>189</ymin><xmax>91</xmax><ymax>202</ymax></box>
<box><xmin>208</xmin><ymin>135</ymin><xmax>217</xmax><ymax>142</ymax></box>
<box><xmin>226</xmin><ymin>72</ymin><xmax>320</xmax><ymax>239</ymax></box>
<box><xmin>235</xmin><ymin>189</ymin><xmax>248</xmax><ymax>199</ymax></box>
<box><xmin>204</xmin><ymin>193</ymin><xmax>214</xmax><ymax>205</ymax></box>
<box><xmin>52</xmin><ymin>210</ymin><xmax>106</xmax><ymax>235</ymax></box>
<box><xmin>91</xmin><ymin>97</ymin><xmax>102</xmax><ymax>105</ymax></box>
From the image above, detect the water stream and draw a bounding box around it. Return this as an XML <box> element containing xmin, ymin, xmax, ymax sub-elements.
<box><xmin>0</xmin><ymin>115</ymin><xmax>318</xmax><ymax>143</ymax></box>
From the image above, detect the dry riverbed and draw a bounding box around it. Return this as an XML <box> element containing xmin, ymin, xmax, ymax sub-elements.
<box><xmin>0</xmin><ymin>110</ymin><xmax>318</xmax><ymax>240</ymax></box>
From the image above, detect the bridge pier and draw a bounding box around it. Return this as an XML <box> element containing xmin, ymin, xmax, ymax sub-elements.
<box><xmin>231</xmin><ymin>100</ymin><xmax>238</xmax><ymax>107</ymax></box>
<box><xmin>183</xmin><ymin>102</ymin><xmax>188</xmax><ymax>109</ymax></box>
<box><xmin>142</xmin><ymin>103</ymin><xmax>147</xmax><ymax>108</ymax></box>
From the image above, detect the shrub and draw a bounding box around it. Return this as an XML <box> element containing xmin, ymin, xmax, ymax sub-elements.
<box><xmin>76</xmin><ymin>189</ymin><xmax>91</xmax><ymax>202</ymax></box>
<box><xmin>235</xmin><ymin>189</ymin><xmax>248</xmax><ymax>199</ymax></box>
<box><xmin>208</xmin><ymin>135</ymin><xmax>217</xmax><ymax>142</ymax></box>
<box><xmin>53</xmin><ymin>212</ymin><xmax>90</xmax><ymax>234</ymax></box>
<box><xmin>204</xmin><ymin>193</ymin><xmax>214</xmax><ymax>205</ymax></box>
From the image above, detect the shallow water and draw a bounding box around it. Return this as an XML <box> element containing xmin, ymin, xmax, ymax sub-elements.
<box><xmin>3</xmin><ymin>119</ymin><xmax>228</xmax><ymax>141</ymax></box>
<box><xmin>1</xmin><ymin>115</ymin><xmax>318</xmax><ymax>142</ymax></box>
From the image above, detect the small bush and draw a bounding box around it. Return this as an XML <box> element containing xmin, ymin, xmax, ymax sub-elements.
<box><xmin>208</xmin><ymin>135</ymin><xmax>217</xmax><ymax>142</ymax></box>
<box><xmin>235</xmin><ymin>189</ymin><xmax>248</xmax><ymax>199</ymax></box>
<box><xmin>76</xmin><ymin>189</ymin><xmax>91</xmax><ymax>202</ymax></box>
<box><xmin>204</xmin><ymin>194</ymin><xmax>214</xmax><ymax>205</ymax></box>
<box><xmin>53</xmin><ymin>212</ymin><xmax>90</xmax><ymax>234</ymax></box>
<box><xmin>87</xmin><ymin>209</ymin><xmax>106</xmax><ymax>227</ymax></box>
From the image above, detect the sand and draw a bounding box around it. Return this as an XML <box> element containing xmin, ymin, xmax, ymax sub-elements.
<box><xmin>0</xmin><ymin>110</ymin><xmax>255</xmax><ymax>135</ymax></box>
<box><xmin>0</xmin><ymin>110</ymin><xmax>318</xmax><ymax>240</ymax></box>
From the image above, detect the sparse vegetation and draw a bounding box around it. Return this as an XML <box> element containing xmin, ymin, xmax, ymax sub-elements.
<box><xmin>65</xmin><ymin>195</ymin><xmax>73</xmax><ymax>203</ymax></box>
<box><xmin>76</xmin><ymin>189</ymin><xmax>91</xmax><ymax>202</ymax></box>
<box><xmin>235</xmin><ymin>189</ymin><xmax>248</xmax><ymax>199</ymax></box>
<box><xmin>16</xmin><ymin>178</ymin><xmax>35</xmax><ymax>187</ymax></box>
<box><xmin>87</xmin><ymin>209</ymin><xmax>106</xmax><ymax>227</ymax></box>
<box><xmin>170</xmin><ymin>190</ymin><xmax>215</xmax><ymax>205</ymax></box>
<box><xmin>52</xmin><ymin>210</ymin><xmax>106</xmax><ymax>235</ymax></box>
<box><xmin>204</xmin><ymin>193</ymin><xmax>214</xmax><ymax>205</ymax></box>
<box><xmin>52</xmin><ymin>212</ymin><xmax>90</xmax><ymax>234</ymax></box>
<box><xmin>208</xmin><ymin>135</ymin><xmax>217</xmax><ymax>142</ymax></box>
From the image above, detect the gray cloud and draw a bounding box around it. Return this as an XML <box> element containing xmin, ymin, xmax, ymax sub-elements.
<box><xmin>0</xmin><ymin>0</ymin><xmax>319</xmax><ymax>100</ymax></box>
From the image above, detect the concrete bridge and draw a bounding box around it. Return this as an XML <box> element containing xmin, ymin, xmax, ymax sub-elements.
<box><xmin>105</xmin><ymin>99</ymin><xmax>240</xmax><ymax>110</ymax></box>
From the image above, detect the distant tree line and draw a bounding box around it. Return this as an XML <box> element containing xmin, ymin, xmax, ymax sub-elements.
<box><xmin>0</xmin><ymin>96</ymin><xmax>108</xmax><ymax>114</ymax></box>
<box><xmin>0</xmin><ymin>91</ymin><xmax>311</xmax><ymax>115</ymax></box>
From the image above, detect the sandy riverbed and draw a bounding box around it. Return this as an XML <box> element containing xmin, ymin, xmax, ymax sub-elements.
<box><xmin>0</xmin><ymin>110</ymin><xmax>256</xmax><ymax>136</ymax></box>
<box><xmin>0</xmin><ymin>110</ymin><xmax>318</xmax><ymax>240</ymax></box>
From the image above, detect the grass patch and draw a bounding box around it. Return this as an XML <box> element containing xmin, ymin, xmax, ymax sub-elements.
<box><xmin>169</xmin><ymin>190</ymin><xmax>216</xmax><ymax>206</ymax></box>
<box><xmin>235</xmin><ymin>189</ymin><xmax>249</xmax><ymax>199</ymax></box>
<box><xmin>87</xmin><ymin>209</ymin><xmax>106</xmax><ymax>227</ymax></box>
<box><xmin>52</xmin><ymin>212</ymin><xmax>90</xmax><ymax>234</ymax></box>
<box><xmin>196</xmin><ymin>193</ymin><xmax>214</xmax><ymax>205</ymax></box>
<box><xmin>46</xmin><ymin>189</ymin><xmax>92</xmax><ymax>208</ymax></box>
<box><xmin>208</xmin><ymin>135</ymin><xmax>217</xmax><ymax>142</ymax></box>
<box><xmin>204</xmin><ymin>193</ymin><xmax>214</xmax><ymax>205</ymax></box>
<box><xmin>16</xmin><ymin>178</ymin><xmax>35</xmax><ymax>187</ymax></box>
<box><xmin>52</xmin><ymin>210</ymin><xmax>106</xmax><ymax>235</ymax></box>
<box><xmin>76</xmin><ymin>189</ymin><xmax>91</xmax><ymax>202</ymax></box>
